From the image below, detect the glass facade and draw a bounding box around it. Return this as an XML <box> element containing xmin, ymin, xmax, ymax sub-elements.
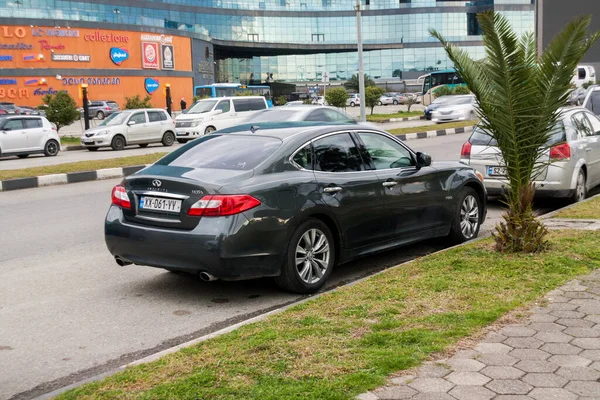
<box><xmin>0</xmin><ymin>0</ymin><xmax>536</xmax><ymax>83</ymax></box>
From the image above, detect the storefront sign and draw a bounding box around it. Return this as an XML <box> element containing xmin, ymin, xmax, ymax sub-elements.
<box><xmin>84</xmin><ymin>31</ymin><xmax>130</xmax><ymax>43</ymax></box>
<box><xmin>161</xmin><ymin>44</ymin><xmax>174</xmax><ymax>70</ymax></box>
<box><xmin>0</xmin><ymin>42</ymin><xmax>32</xmax><ymax>50</ymax></box>
<box><xmin>197</xmin><ymin>61</ymin><xmax>213</xmax><ymax>75</ymax></box>
<box><xmin>141</xmin><ymin>42</ymin><xmax>159</xmax><ymax>69</ymax></box>
<box><xmin>61</xmin><ymin>77</ymin><xmax>121</xmax><ymax>86</ymax></box>
<box><xmin>34</xmin><ymin>87</ymin><xmax>61</xmax><ymax>96</ymax></box>
<box><xmin>39</xmin><ymin>40</ymin><xmax>65</xmax><ymax>51</ymax></box>
<box><xmin>0</xmin><ymin>79</ymin><xmax>17</xmax><ymax>85</ymax></box>
<box><xmin>23</xmin><ymin>54</ymin><xmax>44</xmax><ymax>62</ymax></box>
<box><xmin>109</xmin><ymin>47</ymin><xmax>129</xmax><ymax>65</ymax></box>
<box><xmin>140</xmin><ymin>34</ymin><xmax>173</xmax><ymax>44</ymax></box>
<box><xmin>32</xmin><ymin>27</ymin><xmax>79</xmax><ymax>37</ymax></box>
<box><xmin>2</xmin><ymin>26</ymin><xmax>27</xmax><ymax>38</ymax></box>
<box><xmin>0</xmin><ymin>56</ymin><xmax>13</xmax><ymax>61</ymax></box>
<box><xmin>144</xmin><ymin>78</ymin><xmax>159</xmax><ymax>94</ymax></box>
<box><xmin>51</xmin><ymin>53</ymin><xmax>90</xmax><ymax>62</ymax></box>
<box><xmin>0</xmin><ymin>88</ymin><xmax>29</xmax><ymax>99</ymax></box>
<box><xmin>24</xmin><ymin>78</ymin><xmax>47</xmax><ymax>86</ymax></box>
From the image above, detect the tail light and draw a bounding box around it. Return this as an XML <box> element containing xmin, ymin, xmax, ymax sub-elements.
<box><xmin>550</xmin><ymin>143</ymin><xmax>571</xmax><ymax>160</ymax></box>
<box><xmin>111</xmin><ymin>185</ymin><xmax>131</xmax><ymax>209</ymax></box>
<box><xmin>105</xmin><ymin>106</ymin><xmax>111</xmax><ymax>110</ymax></box>
<box><xmin>461</xmin><ymin>141</ymin><xmax>472</xmax><ymax>158</ymax></box>
<box><xmin>188</xmin><ymin>195</ymin><xmax>260</xmax><ymax>217</ymax></box>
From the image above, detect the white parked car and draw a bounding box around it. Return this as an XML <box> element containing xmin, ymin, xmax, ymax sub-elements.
<box><xmin>175</xmin><ymin>96</ymin><xmax>268</xmax><ymax>142</ymax></box>
<box><xmin>80</xmin><ymin>108</ymin><xmax>176</xmax><ymax>151</ymax></box>
<box><xmin>583</xmin><ymin>86</ymin><xmax>600</xmax><ymax>115</ymax></box>
<box><xmin>346</xmin><ymin>94</ymin><xmax>361</xmax><ymax>107</ymax></box>
<box><xmin>431</xmin><ymin>95</ymin><xmax>477</xmax><ymax>123</ymax></box>
<box><xmin>312</xmin><ymin>96</ymin><xmax>328</xmax><ymax>106</ymax></box>
<box><xmin>572</xmin><ymin>65</ymin><xmax>596</xmax><ymax>88</ymax></box>
<box><xmin>0</xmin><ymin>115</ymin><xmax>60</xmax><ymax>159</ymax></box>
<box><xmin>378</xmin><ymin>94</ymin><xmax>397</xmax><ymax>106</ymax></box>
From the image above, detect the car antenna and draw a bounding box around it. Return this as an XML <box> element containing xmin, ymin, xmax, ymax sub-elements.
<box><xmin>250</xmin><ymin>125</ymin><xmax>260</xmax><ymax>133</ymax></box>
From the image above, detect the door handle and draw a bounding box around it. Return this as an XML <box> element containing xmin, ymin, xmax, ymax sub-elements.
<box><xmin>323</xmin><ymin>186</ymin><xmax>342</xmax><ymax>194</ymax></box>
<box><xmin>382</xmin><ymin>181</ymin><xmax>399</xmax><ymax>187</ymax></box>
<box><xmin>586</xmin><ymin>148</ymin><xmax>592</xmax><ymax>152</ymax></box>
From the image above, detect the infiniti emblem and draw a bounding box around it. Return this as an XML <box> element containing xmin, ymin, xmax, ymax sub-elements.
<box><xmin>152</xmin><ymin>179</ymin><xmax>162</xmax><ymax>187</ymax></box>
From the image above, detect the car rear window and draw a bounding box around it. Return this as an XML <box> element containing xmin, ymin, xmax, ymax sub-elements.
<box><xmin>157</xmin><ymin>135</ymin><xmax>282</xmax><ymax>170</ymax></box>
<box><xmin>107</xmin><ymin>102</ymin><xmax>119</xmax><ymax>109</ymax></box>
<box><xmin>470</xmin><ymin>123</ymin><xmax>566</xmax><ymax>147</ymax></box>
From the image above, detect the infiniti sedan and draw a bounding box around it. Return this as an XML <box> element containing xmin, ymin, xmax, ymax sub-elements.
<box><xmin>245</xmin><ymin>105</ymin><xmax>356</xmax><ymax>124</ymax></box>
<box><xmin>106</xmin><ymin>124</ymin><xmax>487</xmax><ymax>293</ymax></box>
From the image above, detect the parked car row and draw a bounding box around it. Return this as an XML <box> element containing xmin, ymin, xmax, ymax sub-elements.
<box><xmin>0</xmin><ymin>102</ymin><xmax>46</xmax><ymax>117</ymax></box>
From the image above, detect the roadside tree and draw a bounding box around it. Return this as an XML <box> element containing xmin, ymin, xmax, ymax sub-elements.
<box><xmin>124</xmin><ymin>95</ymin><xmax>153</xmax><ymax>109</ymax></box>
<box><xmin>325</xmin><ymin>87</ymin><xmax>348</xmax><ymax>108</ymax></box>
<box><xmin>432</xmin><ymin>11</ymin><xmax>599</xmax><ymax>252</ymax></box>
<box><xmin>344</xmin><ymin>74</ymin><xmax>375</xmax><ymax>92</ymax></box>
<box><xmin>276</xmin><ymin>95</ymin><xmax>287</xmax><ymax>106</ymax></box>
<box><xmin>41</xmin><ymin>91</ymin><xmax>79</xmax><ymax>134</ymax></box>
<box><xmin>365</xmin><ymin>86</ymin><xmax>385</xmax><ymax>115</ymax></box>
<box><xmin>406</xmin><ymin>96</ymin><xmax>418</xmax><ymax>112</ymax></box>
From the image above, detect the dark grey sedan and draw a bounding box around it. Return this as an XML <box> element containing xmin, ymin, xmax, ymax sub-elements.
<box><xmin>105</xmin><ymin>123</ymin><xmax>487</xmax><ymax>293</ymax></box>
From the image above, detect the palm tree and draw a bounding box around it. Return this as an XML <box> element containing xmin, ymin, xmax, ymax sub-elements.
<box><xmin>431</xmin><ymin>12</ymin><xmax>599</xmax><ymax>253</ymax></box>
<box><xmin>343</xmin><ymin>73</ymin><xmax>375</xmax><ymax>92</ymax></box>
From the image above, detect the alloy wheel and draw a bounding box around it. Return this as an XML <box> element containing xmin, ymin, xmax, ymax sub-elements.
<box><xmin>46</xmin><ymin>141</ymin><xmax>59</xmax><ymax>156</ymax></box>
<box><xmin>295</xmin><ymin>228</ymin><xmax>330</xmax><ymax>284</ymax></box>
<box><xmin>575</xmin><ymin>172</ymin><xmax>586</xmax><ymax>202</ymax></box>
<box><xmin>460</xmin><ymin>195</ymin><xmax>479</xmax><ymax>239</ymax></box>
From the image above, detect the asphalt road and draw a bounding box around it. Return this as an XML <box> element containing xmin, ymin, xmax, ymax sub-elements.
<box><xmin>0</xmin><ymin>133</ymin><xmax>511</xmax><ymax>400</ymax></box>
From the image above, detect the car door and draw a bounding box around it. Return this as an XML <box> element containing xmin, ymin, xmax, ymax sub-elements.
<box><xmin>210</xmin><ymin>99</ymin><xmax>236</xmax><ymax>129</ymax></box>
<box><xmin>126</xmin><ymin>111</ymin><xmax>149</xmax><ymax>143</ymax></box>
<box><xmin>311</xmin><ymin>132</ymin><xmax>387</xmax><ymax>249</ymax></box>
<box><xmin>0</xmin><ymin>118</ymin><xmax>27</xmax><ymax>153</ymax></box>
<box><xmin>147</xmin><ymin>111</ymin><xmax>166</xmax><ymax>140</ymax></box>
<box><xmin>22</xmin><ymin>118</ymin><xmax>46</xmax><ymax>151</ymax></box>
<box><xmin>579</xmin><ymin>111</ymin><xmax>600</xmax><ymax>187</ymax></box>
<box><xmin>354</xmin><ymin>131</ymin><xmax>445</xmax><ymax>238</ymax></box>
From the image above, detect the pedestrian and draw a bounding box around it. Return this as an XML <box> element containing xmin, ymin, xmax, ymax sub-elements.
<box><xmin>180</xmin><ymin>97</ymin><xmax>187</xmax><ymax>111</ymax></box>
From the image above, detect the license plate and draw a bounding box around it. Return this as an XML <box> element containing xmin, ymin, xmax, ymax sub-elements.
<box><xmin>82</xmin><ymin>138</ymin><xmax>94</xmax><ymax>143</ymax></box>
<box><xmin>139</xmin><ymin>196</ymin><xmax>182</xmax><ymax>213</ymax></box>
<box><xmin>176</xmin><ymin>130</ymin><xmax>189</xmax><ymax>136</ymax></box>
<box><xmin>487</xmin><ymin>166</ymin><xmax>507</xmax><ymax>176</ymax></box>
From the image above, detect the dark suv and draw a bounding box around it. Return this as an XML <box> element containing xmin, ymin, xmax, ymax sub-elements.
<box><xmin>0</xmin><ymin>102</ymin><xmax>20</xmax><ymax>116</ymax></box>
<box><xmin>78</xmin><ymin>100</ymin><xmax>120</xmax><ymax>120</ymax></box>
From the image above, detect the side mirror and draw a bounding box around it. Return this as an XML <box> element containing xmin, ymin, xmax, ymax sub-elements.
<box><xmin>2</xmin><ymin>127</ymin><xmax>10</xmax><ymax>131</ymax></box>
<box><xmin>416</xmin><ymin>152</ymin><xmax>432</xmax><ymax>168</ymax></box>
<box><xmin>212</xmin><ymin>109</ymin><xmax>224</xmax><ymax>115</ymax></box>
<box><xmin>127</xmin><ymin>121</ymin><xmax>136</xmax><ymax>126</ymax></box>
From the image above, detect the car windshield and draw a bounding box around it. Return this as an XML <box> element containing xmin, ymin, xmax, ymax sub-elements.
<box><xmin>98</xmin><ymin>111</ymin><xmax>130</xmax><ymax>127</ymax></box>
<box><xmin>470</xmin><ymin>122</ymin><xmax>566</xmax><ymax>147</ymax></box>
<box><xmin>247</xmin><ymin>110</ymin><xmax>299</xmax><ymax>122</ymax></box>
<box><xmin>157</xmin><ymin>134</ymin><xmax>282</xmax><ymax>170</ymax></box>
<box><xmin>187</xmin><ymin>100</ymin><xmax>218</xmax><ymax>114</ymax></box>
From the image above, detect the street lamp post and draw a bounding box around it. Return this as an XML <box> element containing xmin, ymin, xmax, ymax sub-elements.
<box><xmin>355</xmin><ymin>1</ymin><xmax>366</xmax><ymax>122</ymax></box>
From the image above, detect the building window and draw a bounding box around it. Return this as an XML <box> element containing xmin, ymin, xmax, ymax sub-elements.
<box><xmin>248</xmin><ymin>34</ymin><xmax>259</xmax><ymax>42</ymax></box>
<box><xmin>322</xmin><ymin>0</ymin><xmax>331</xmax><ymax>6</ymax></box>
<box><xmin>312</xmin><ymin>34</ymin><xmax>325</xmax><ymax>42</ymax></box>
<box><xmin>467</xmin><ymin>13</ymin><xmax>482</xmax><ymax>36</ymax></box>
<box><xmin>399</xmin><ymin>0</ymin><xmax>410</xmax><ymax>3</ymax></box>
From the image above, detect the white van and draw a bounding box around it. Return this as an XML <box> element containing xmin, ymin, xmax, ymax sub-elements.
<box><xmin>572</xmin><ymin>65</ymin><xmax>596</xmax><ymax>88</ymax></box>
<box><xmin>175</xmin><ymin>96</ymin><xmax>268</xmax><ymax>143</ymax></box>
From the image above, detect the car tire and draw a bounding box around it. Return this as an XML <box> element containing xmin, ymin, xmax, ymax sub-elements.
<box><xmin>161</xmin><ymin>131</ymin><xmax>175</xmax><ymax>147</ymax></box>
<box><xmin>350</xmin><ymin>102</ymin><xmax>356</xmax><ymax>107</ymax></box>
<box><xmin>138</xmin><ymin>143</ymin><xmax>149</xmax><ymax>148</ymax></box>
<box><xmin>274</xmin><ymin>219</ymin><xmax>335</xmax><ymax>294</ymax></box>
<box><xmin>378</xmin><ymin>101</ymin><xmax>383</xmax><ymax>106</ymax></box>
<box><xmin>177</xmin><ymin>139</ymin><xmax>189</xmax><ymax>144</ymax></box>
<box><xmin>87</xmin><ymin>147</ymin><xmax>99</xmax><ymax>152</ymax></box>
<box><xmin>43</xmin><ymin>140</ymin><xmax>60</xmax><ymax>157</ymax></box>
<box><xmin>96</xmin><ymin>111</ymin><xmax>105</xmax><ymax>120</ymax></box>
<box><xmin>570</xmin><ymin>169</ymin><xmax>587</xmax><ymax>203</ymax></box>
<box><xmin>111</xmin><ymin>135</ymin><xmax>126</xmax><ymax>151</ymax></box>
<box><xmin>448</xmin><ymin>187</ymin><xmax>482</xmax><ymax>243</ymax></box>
<box><xmin>17</xmin><ymin>154</ymin><xmax>29</xmax><ymax>159</ymax></box>
<box><xmin>393</xmin><ymin>100</ymin><xmax>399</xmax><ymax>105</ymax></box>
<box><xmin>204</xmin><ymin>126</ymin><xmax>216</xmax><ymax>135</ymax></box>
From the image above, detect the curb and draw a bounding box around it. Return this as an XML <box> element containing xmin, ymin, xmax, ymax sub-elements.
<box><xmin>375</xmin><ymin>115</ymin><xmax>425</xmax><ymax>123</ymax></box>
<box><xmin>396</xmin><ymin>125</ymin><xmax>474</xmax><ymax>141</ymax></box>
<box><xmin>0</xmin><ymin>165</ymin><xmax>148</xmax><ymax>192</ymax></box>
<box><xmin>64</xmin><ymin>145</ymin><xmax>86</xmax><ymax>151</ymax></box>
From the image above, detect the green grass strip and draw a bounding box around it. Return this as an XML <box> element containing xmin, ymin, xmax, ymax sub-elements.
<box><xmin>553</xmin><ymin>196</ymin><xmax>600</xmax><ymax>219</ymax></box>
<box><xmin>0</xmin><ymin>153</ymin><xmax>164</xmax><ymax>181</ymax></box>
<box><xmin>57</xmin><ymin>230</ymin><xmax>600</xmax><ymax>400</ymax></box>
<box><xmin>60</xmin><ymin>137</ymin><xmax>82</xmax><ymax>145</ymax></box>
<box><xmin>366</xmin><ymin>111</ymin><xmax>423</xmax><ymax>122</ymax></box>
<box><xmin>388</xmin><ymin>120</ymin><xmax>476</xmax><ymax>136</ymax></box>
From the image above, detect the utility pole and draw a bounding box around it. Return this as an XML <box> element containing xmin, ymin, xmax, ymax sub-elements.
<box><xmin>356</xmin><ymin>1</ymin><xmax>366</xmax><ymax>122</ymax></box>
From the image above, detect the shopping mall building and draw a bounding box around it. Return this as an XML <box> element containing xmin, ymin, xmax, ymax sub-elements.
<box><xmin>0</xmin><ymin>0</ymin><xmax>537</xmax><ymax>107</ymax></box>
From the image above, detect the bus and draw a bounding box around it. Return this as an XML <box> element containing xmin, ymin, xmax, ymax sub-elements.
<box><xmin>193</xmin><ymin>83</ymin><xmax>273</xmax><ymax>107</ymax></box>
<box><xmin>418</xmin><ymin>69</ymin><xmax>466</xmax><ymax>106</ymax></box>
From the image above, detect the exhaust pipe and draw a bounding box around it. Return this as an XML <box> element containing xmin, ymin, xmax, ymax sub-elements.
<box><xmin>199</xmin><ymin>271</ymin><xmax>218</xmax><ymax>282</ymax></box>
<box><xmin>115</xmin><ymin>256</ymin><xmax>132</xmax><ymax>267</ymax></box>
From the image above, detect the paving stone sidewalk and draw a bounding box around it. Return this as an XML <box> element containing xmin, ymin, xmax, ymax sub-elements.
<box><xmin>358</xmin><ymin>269</ymin><xmax>600</xmax><ymax>400</ymax></box>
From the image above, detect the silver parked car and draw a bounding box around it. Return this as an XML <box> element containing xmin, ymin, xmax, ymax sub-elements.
<box><xmin>431</xmin><ymin>95</ymin><xmax>477</xmax><ymax>123</ymax></box>
<box><xmin>80</xmin><ymin>108</ymin><xmax>176</xmax><ymax>151</ymax></box>
<box><xmin>460</xmin><ymin>107</ymin><xmax>600</xmax><ymax>202</ymax></box>
<box><xmin>245</xmin><ymin>105</ymin><xmax>357</xmax><ymax>124</ymax></box>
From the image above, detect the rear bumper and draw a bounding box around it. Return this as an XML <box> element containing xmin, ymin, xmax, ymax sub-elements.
<box><xmin>483</xmin><ymin>178</ymin><xmax>574</xmax><ymax>198</ymax></box>
<box><xmin>104</xmin><ymin>206</ymin><xmax>284</xmax><ymax>279</ymax></box>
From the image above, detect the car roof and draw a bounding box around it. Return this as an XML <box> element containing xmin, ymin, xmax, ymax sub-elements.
<box><xmin>216</xmin><ymin>122</ymin><xmax>377</xmax><ymax>142</ymax></box>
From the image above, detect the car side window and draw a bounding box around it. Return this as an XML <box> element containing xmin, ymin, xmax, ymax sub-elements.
<box><xmin>357</xmin><ymin>132</ymin><xmax>416</xmax><ymax>170</ymax></box>
<box><xmin>324</xmin><ymin>109</ymin><xmax>353</xmax><ymax>122</ymax></box>
<box><xmin>216</xmin><ymin>100</ymin><xmax>231</xmax><ymax>113</ymax></box>
<box><xmin>147</xmin><ymin>111</ymin><xmax>163</xmax><ymax>122</ymax></box>
<box><xmin>129</xmin><ymin>112</ymin><xmax>147</xmax><ymax>124</ymax></box>
<box><xmin>3</xmin><ymin>119</ymin><xmax>24</xmax><ymax>130</ymax></box>
<box><xmin>23</xmin><ymin>118</ymin><xmax>42</xmax><ymax>129</ymax></box>
<box><xmin>583</xmin><ymin>112</ymin><xmax>600</xmax><ymax>136</ymax></box>
<box><xmin>572</xmin><ymin>112</ymin><xmax>594</xmax><ymax>137</ymax></box>
<box><xmin>313</xmin><ymin>133</ymin><xmax>365</xmax><ymax>172</ymax></box>
<box><xmin>291</xmin><ymin>144</ymin><xmax>313</xmax><ymax>170</ymax></box>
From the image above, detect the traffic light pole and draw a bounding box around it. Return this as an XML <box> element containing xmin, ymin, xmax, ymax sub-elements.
<box><xmin>82</xmin><ymin>84</ymin><xmax>90</xmax><ymax>130</ymax></box>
